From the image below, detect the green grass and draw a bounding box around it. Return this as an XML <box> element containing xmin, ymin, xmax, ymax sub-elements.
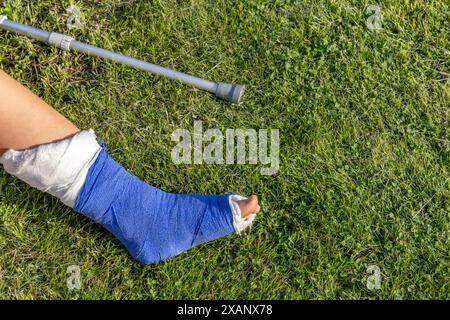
<box><xmin>0</xmin><ymin>0</ymin><xmax>448</xmax><ymax>299</ymax></box>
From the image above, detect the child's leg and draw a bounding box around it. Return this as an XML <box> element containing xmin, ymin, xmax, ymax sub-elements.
<box><xmin>0</xmin><ymin>68</ymin><xmax>260</xmax><ymax>264</ymax></box>
<box><xmin>0</xmin><ymin>69</ymin><xmax>79</xmax><ymax>154</ymax></box>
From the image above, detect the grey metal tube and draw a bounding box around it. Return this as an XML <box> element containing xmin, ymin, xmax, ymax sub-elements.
<box><xmin>0</xmin><ymin>18</ymin><xmax>50</xmax><ymax>42</ymax></box>
<box><xmin>70</xmin><ymin>41</ymin><xmax>218</xmax><ymax>93</ymax></box>
<box><xmin>0</xmin><ymin>16</ymin><xmax>245</xmax><ymax>104</ymax></box>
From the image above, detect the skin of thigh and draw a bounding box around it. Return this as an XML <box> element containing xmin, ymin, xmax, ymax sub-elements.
<box><xmin>0</xmin><ymin>69</ymin><xmax>79</xmax><ymax>155</ymax></box>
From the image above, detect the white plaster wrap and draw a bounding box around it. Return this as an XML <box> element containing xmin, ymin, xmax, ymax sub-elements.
<box><xmin>0</xmin><ymin>129</ymin><xmax>101</xmax><ymax>207</ymax></box>
<box><xmin>230</xmin><ymin>195</ymin><xmax>256</xmax><ymax>234</ymax></box>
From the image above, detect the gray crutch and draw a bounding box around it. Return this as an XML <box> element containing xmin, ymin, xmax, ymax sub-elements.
<box><xmin>0</xmin><ymin>16</ymin><xmax>245</xmax><ymax>104</ymax></box>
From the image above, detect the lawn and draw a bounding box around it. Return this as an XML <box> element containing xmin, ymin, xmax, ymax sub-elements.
<box><xmin>0</xmin><ymin>0</ymin><xmax>448</xmax><ymax>299</ymax></box>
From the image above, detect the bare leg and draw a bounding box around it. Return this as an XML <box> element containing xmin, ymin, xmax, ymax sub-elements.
<box><xmin>0</xmin><ymin>68</ymin><xmax>260</xmax><ymax>218</ymax></box>
<box><xmin>0</xmin><ymin>69</ymin><xmax>79</xmax><ymax>155</ymax></box>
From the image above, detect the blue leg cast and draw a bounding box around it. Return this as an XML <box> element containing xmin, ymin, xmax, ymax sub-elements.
<box><xmin>74</xmin><ymin>147</ymin><xmax>235</xmax><ymax>264</ymax></box>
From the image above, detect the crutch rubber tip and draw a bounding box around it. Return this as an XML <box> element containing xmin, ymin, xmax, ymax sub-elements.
<box><xmin>215</xmin><ymin>83</ymin><xmax>245</xmax><ymax>104</ymax></box>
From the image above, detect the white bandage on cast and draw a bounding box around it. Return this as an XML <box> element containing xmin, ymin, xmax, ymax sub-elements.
<box><xmin>0</xmin><ymin>130</ymin><xmax>101</xmax><ymax>207</ymax></box>
<box><xmin>230</xmin><ymin>195</ymin><xmax>256</xmax><ymax>234</ymax></box>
